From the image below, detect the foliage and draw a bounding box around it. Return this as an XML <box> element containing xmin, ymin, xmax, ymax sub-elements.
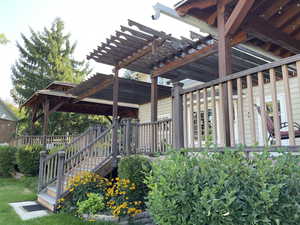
<box><xmin>10</xmin><ymin>18</ymin><xmax>110</xmax><ymax>135</ymax></box>
<box><xmin>0</xmin><ymin>33</ymin><xmax>9</xmax><ymax>44</ymax></box>
<box><xmin>106</xmin><ymin>177</ymin><xmax>143</xmax><ymax>217</ymax></box>
<box><xmin>146</xmin><ymin>149</ymin><xmax>300</xmax><ymax>225</ymax></box>
<box><xmin>59</xmin><ymin>171</ymin><xmax>110</xmax><ymax>213</ymax></box>
<box><xmin>15</xmin><ymin>144</ymin><xmax>43</xmax><ymax>176</ymax></box>
<box><xmin>0</xmin><ymin>178</ymin><xmax>117</xmax><ymax>225</ymax></box>
<box><xmin>0</xmin><ymin>146</ymin><xmax>17</xmax><ymax>177</ymax></box>
<box><xmin>19</xmin><ymin>176</ymin><xmax>38</xmax><ymax>192</ymax></box>
<box><xmin>118</xmin><ymin>155</ymin><xmax>151</xmax><ymax>204</ymax></box>
<box><xmin>77</xmin><ymin>193</ymin><xmax>106</xmax><ymax>216</ymax></box>
<box><xmin>60</xmin><ymin>172</ymin><xmax>143</xmax><ymax>218</ymax></box>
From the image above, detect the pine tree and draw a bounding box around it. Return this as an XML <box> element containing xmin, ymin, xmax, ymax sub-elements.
<box><xmin>10</xmin><ymin>18</ymin><xmax>108</xmax><ymax>135</ymax></box>
<box><xmin>11</xmin><ymin>18</ymin><xmax>90</xmax><ymax>105</ymax></box>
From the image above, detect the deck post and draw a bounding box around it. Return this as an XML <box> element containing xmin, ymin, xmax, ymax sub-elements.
<box><xmin>172</xmin><ymin>81</ymin><xmax>184</xmax><ymax>149</ymax></box>
<box><xmin>56</xmin><ymin>151</ymin><xmax>65</xmax><ymax>201</ymax></box>
<box><xmin>151</xmin><ymin>76</ymin><xmax>158</xmax><ymax>152</ymax></box>
<box><xmin>217</xmin><ymin>1</ymin><xmax>232</xmax><ymax>147</ymax></box>
<box><xmin>112</xmin><ymin>68</ymin><xmax>119</xmax><ymax>165</ymax></box>
<box><xmin>42</xmin><ymin>97</ymin><xmax>49</xmax><ymax>150</ymax></box>
<box><xmin>38</xmin><ymin>151</ymin><xmax>47</xmax><ymax>192</ymax></box>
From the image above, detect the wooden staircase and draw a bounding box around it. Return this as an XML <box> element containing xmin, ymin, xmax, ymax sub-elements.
<box><xmin>37</xmin><ymin>125</ymin><xmax>115</xmax><ymax>211</ymax></box>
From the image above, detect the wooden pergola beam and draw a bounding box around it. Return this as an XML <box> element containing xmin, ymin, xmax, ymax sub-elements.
<box><xmin>152</xmin><ymin>32</ymin><xmax>248</xmax><ymax>77</ymax></box>
<box><xmin>116</xmin><ymin>39</ymin><xmax>165</xmax><ymax>70</ymax></box>
<box><xmin>73</xmin><ymin>78</ymin><xmax>114</xmax><ymax>103</ymax></box>
<box><xmin>176</xmin><ymin>0</ymin><xmax>217</xmax><ymax>16</ymax></box>
<box><xmin>245</xmin><ymin>17</ymin><xmax>300</xmax><ymax>54</ymax></box>
<box><xmin>224</xmin><ymin>0</ymin><xmax>255</xmax><ymax>36</ymax></box>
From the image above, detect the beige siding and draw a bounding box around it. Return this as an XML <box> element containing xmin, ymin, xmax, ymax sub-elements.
<box><xmin>138</xmin><ymin>97</ymin><xmax>172</xmax><ymax>123</ymax></box>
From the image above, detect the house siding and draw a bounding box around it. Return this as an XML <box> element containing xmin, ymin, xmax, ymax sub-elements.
<box><xmin>0</xmin><ymin>119</ymin><xmax>16</xmax><ymax>143</ymax></box>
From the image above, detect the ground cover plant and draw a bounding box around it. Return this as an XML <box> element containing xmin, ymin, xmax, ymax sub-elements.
<box><xmin>146</xmin><ymin>149</ymin><xmax>300</xmax><ymax>225</ymax></box>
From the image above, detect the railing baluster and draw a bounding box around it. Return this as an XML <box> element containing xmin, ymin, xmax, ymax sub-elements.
<box><xmin>237</xmin><ymin>78</ymin><xmax>245</xmax><ymax>145</ymax></box>
<box><xmin>196</xmin><ymin>90</ymin><xmax>202</xmax><ymax>147</ymax></box>
<box><xmin>203</xmin><ymin>88</ymin><xmax>209</xmax><ymax>145</ymax></box>
<box><xmin>183</xmin><ymin>94</ymin><xmax>188</xmax><ymax>148</ymax></box>
<box><xmin>189</xmin><ymin>92</ymin><xmax>194</xmax><ymax>148</ymax></box>
<box><xmin>227</xmin><ymin>80</ymin><xmax>235</xmax><ymax>147</ymax></box>
<box><xmin>247</xmin><ymin>75</ymin><xmax>256</xmax><ymax>145</ymax></box>
<box><xmin>282</xmin><ymin>65</ymin><xmax>295</xmax><ymax>145</ymax></box>
<box><xmin>258</xmin><ymin>72</ymin><xmax>268</xmax><ymax>145</ymax></box>
<box><xmin>218</xmin><ymin>84</ymin><xmax>225</xmax><ymax>146</ymax></box>
<box><xmin>211</xmin><ymin>86</ymin><xmax>217</xmax><ymax>146</ymax></box>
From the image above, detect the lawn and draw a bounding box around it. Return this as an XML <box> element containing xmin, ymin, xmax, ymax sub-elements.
<box><xmin>0</xmin><ymin>177</ymin><xmax>117</xmax><ymax>225</ymax></box>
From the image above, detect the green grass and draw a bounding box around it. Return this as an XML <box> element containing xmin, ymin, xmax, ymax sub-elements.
<box><xmin>0</xmin><ymin>177</ymin><xmax>117</xmax><ymax>225</ymax></box>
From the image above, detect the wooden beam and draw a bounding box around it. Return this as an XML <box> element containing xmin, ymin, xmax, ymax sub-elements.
<box><xmin>262</xmin><ymin>0</ymin><xmax>290</xmax><ymax>20</ymax></box>
<box><xmin>217</xmin><ymin>0</ymin><xmax>231</xmax><ymax>146</ymax></box>
<box><xmin>74</xmin><ymin>78</ymin><xmax>113</xmax><ymax>103</ymax></box>
<box><xmin>152</xmin><ymin>32</ymin><xmax>247</xmax><ymax>77</ymax></box>
<box><xmin>272</xmin><ymin>2</ymin><xmax>300</xmax><ymax>28</ymax></box>
<box><xmin>245</xmin><ymin>17</ymin><xmax>300</xmax><ymax>54</ymax></box>
<box><xmin>224</xmin><ymin>0</ymin><xmax>255</xmax><ymax>36</ymax></box>
<box><xmin>151</xmin><ymin>77</ymin><xmax>158</xmax><ymax>122</ymax></box>
<box><xmin>116</xmin><ymin>39</ymin><xmax>165</xmax><ymax>70</ymax></box>
<box><xmin>176</xmin><ymin>0</ymin><xmax>217</xmax><ymax>16</ymax></box>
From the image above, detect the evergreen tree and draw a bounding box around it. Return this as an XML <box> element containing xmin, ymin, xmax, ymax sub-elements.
<box><xmin>11</xmin><ymin>18</ymin><xmax>108</xmax><ymax>135</ymax></box>
<box><xmin>11</xmin><ymin>18</ymin><xmax>90</xmax><ymax>105</ymax></box>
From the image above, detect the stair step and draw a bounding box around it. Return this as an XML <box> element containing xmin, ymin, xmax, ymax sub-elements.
<box><xmin>37</xmin><ymin>192</ymin><xmax>56</xmax><ymax>212</ymax></box>
<box><xmin>47</xmin><ymin>185</ymin><xmax>57</xmax><ymax>198</ymax></box>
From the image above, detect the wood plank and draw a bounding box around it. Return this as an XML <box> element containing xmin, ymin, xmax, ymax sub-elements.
<box><xmin>183</xmin><ymin>94</ymin><xmax>188</xmax><ymax>148</ymax></box>
<box><xmin>262</xmin><ymin>0</ymin><xmax>290</xmax><ymax>20</ymax></box>
<box><xmin>151</xmin><ymin>77</ymin><xmax>158</xmax><ymax>122</ymax></box>
<box><xmin>196</xmin><ymin>90</ymin><xmax>202</xmax><ymax>147</ymax></box>
<box><xmin>189</xmin><ymin>92</ymin><xmax>195</xmax><ymax>148</ymax></box>
<box><xmin>272</xmin><ymin>2</ymin><xmax>300</xmax><ymax>28</ymax></box>
<box><xmin>74</xmin><ymin>78</ymin><xmax>113</xmax><ymax>103</ymax></box>
<box><xmin>247</xmin><ymin>75</ymin><xmax>256</xmax><ymax>145</ymax></box>
<box><xmin>225</xmin><ymin>0</ymin><xmax>255</xmax><ymax>36</ymax></box>
<box><xmin>227</xmin><ymin>80</ymin><xmax>235</xmax><ymax>146</ymax></box>
<box><xmin>176</xmin><ymin>0</ymin><xmax>217</xmax><ymax>16</ymax></box>
<box><xmin>282</xmin><ymin>65</ymin><xmax>296</xmax><ymax>145</ymax></box>
<box><xmin>245</xmin><ymin>17</ymin><xmax>300</xmax><ymax>54</ymax></box>
<box><xmin>211</xmin><ymin>86</ymin><xmax>217</xmax><ymax>145</ymax></box>
<box><xmin>218</xmin><ymin>84</ymin><xmax>225</xmax><ymax>147</ymax></box>
<box><xmin>258</xmin><ymin>72</ymin><xmax>268</xmax><ymax>145</ymax></box>
<box><xmin>237</xmin><ymin>78</ymin><xmax>245</xmax><ymax>145</ymax></box>
<box><xmin>172</xmin><ymin>82</ymin><xmax>184</xmax><ymax>149</ymax></box>
<box><xmin>152</xmin><ymin>32</ymin><xmax>247</xmax><ymax>77</ymax></box>
<box><xmin>203</xmin><ymin>89</ymin><xmax>209</xmax><ymax>143</ymax></box>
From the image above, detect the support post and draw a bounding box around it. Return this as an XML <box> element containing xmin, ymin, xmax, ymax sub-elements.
<box><xmin>217</xmin><ymin>1</ymin><xmax>232</xmax><ymax>147</ymax></box>
<box><xmin>151</xmin><ymin>76</ymin><xmax>158</xmax><ymax>152</ymax></box>
<box><xmin>38</xmin><ymin>151</ymin><xmax>47</xmax><ymax>192</ymax></box>
<box><xmin>43</xmin><ymin>97</ymin><xmax>50</xmax><ymax>150</ymax></box>
<box><xmin>56</xmin><ymin>151</ymin><xmax>65</xmax><ymax>201</ymax></box>
<box><xmin>111</xmin><ymin>68</ymin><xmax>119</xmax><ymax>165</ymax></box>
<box><xmin>172</xmin><ymin>82</ymin><xmax>184</xmax><ymax>149</ymax></box>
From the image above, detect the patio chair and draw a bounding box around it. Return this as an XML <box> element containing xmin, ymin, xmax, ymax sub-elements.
<box><xmin>254</xmin><ymin>104</ymin><xmax>300</xmax><ymax>141</ymax></box>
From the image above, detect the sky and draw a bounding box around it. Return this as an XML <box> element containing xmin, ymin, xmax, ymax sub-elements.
<box><xmin>0</xmin><ymin>0</ymin><xmax>200</xmax><ymax>104</ymax></box>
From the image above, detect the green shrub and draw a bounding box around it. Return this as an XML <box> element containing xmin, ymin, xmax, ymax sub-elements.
<box><xmin>16</xmin><ymin>144</ymin><xmax>43</xmax><ymax>176</ymax></box>
<box><xmin>77</xmin><ymin>193</ymin><xmax>105</xmax><ymax>216</ymax></box>
<box><xmin>0</xmin><ymin>145</ymin><xmax>17</xmax><ymax>177</ymax></box>
<box><xmin>146</xmin><ymin>149</ymin><xmax>300</xmax><ymax>225</ymax></box>
<box><xmin>118</xmin><ymin>155</ymin><xmax>152</xmax><ymax>204</ymax></box>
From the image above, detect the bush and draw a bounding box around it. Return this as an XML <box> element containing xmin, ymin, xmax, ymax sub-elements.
<box><xmin>106</xmin><ymin>177</ymin><xmax>143</xmax><ymax>217</ymax></box>
<box><xmin>118</xmin><ymin>155</ymin><xmax>151</xmax><ymax>204</ymax></box>
<box><xmin>16</xmin><ymin>144</ymin><xmax>43</xmax><ymax>176</ymax></box>
<box><xmin>146</xmin><ymin>149</ymin><xmax>300</xmax><ymax>225</ymax></box>
<box><xmin>77</xmin><ymin>193</ymin><xmax>105</xmax><ymax>216</ymax></box>
<box><xmin>0</xmin><ymin>145</ymin><xmax>17</xmax><ymax>177</ymax></box>
<box><xmin>58</xmin><ymin>171</ymin><xmax>109</xmax><ymax>213</ymax></box>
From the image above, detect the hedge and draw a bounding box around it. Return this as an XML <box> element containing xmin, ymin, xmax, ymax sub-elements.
<box><xmin>0</xmin><ymin>145</ymin><xmax>17</xmax><ymax>177</ymax></box>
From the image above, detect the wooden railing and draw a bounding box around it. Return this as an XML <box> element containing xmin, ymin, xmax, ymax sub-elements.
<box><xmin>38</xmin><ymin>125</ymin><xmax>107</xmax><ymax>193</ymax></box>
<box><xmin>180</xmin><ymin>54</ymin><xmax>300</xmax><ymax>148</ymax></box>
<box><xmin>10</xmin><ymin>135</ymin><xmax>76</xmax><ymax>148</ymax></box>
<box><xmin>119</xmin><ymin>119</ymin><xmax>173</xmax><ymax>154</ymax></box>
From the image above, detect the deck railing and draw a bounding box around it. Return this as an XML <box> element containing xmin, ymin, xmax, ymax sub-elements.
<box><xmin>118</xmin><ymin>119</ymin><xmax>173</xmax><ymax>154</ymax></box>
<box><xmin>10</xmin><ymin>135</ymin><xmax>76</xmax><ymax>148</ymax></box>
<box><xmin>180</xmin><ymin>54</ymin><xmax>300</xmax><ymax>148</ymax></box>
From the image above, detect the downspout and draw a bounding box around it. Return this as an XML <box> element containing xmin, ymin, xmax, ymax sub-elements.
<box><xmin>152</xmin><ymin>2</ymin><xmax>281</xmax><ymax>62</ymax></box>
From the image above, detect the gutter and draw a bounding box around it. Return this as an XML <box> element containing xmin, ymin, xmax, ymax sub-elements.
<box><xmin>152</xmin><ymin>2</ymin><xmax>281</xmax><ymax>62</ymax></box>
